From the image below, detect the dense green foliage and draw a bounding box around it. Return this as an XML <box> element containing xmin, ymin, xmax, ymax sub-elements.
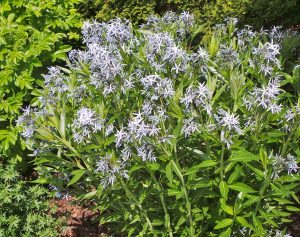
<box><xmin>0</xmin><ymin>0</ymin><xmax>82</xmax><ymax>163</ymax></box>
<box><xmin>243</xmin><ymin>0</ymin><xmax>300</xmax><ymax>28</ymax></box>
<box><xmin>80</xmin><ymin>0</ymin><xmax>251</xmax><ymax>36</ymax></box>
<box><xmin>83</xmin><ymin>0</ymin><xmax>251</xmax><ymax>23</ymax></box>
<box><xmin>79</xmin><ymin>0</ymin><xmax>300</xmax><ymax>32</ymax></box>
<box><xmin>0</xmin><ymin>164</ymin><xmax>63</xmax><ymax>237</ymax></box>
<box><xmin>17</xmin><ymin>15</ymin><xmax>300</xmax><ymax>236</ymax></box>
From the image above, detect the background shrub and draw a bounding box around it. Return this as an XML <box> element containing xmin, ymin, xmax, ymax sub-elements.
<box><xmin>242</xmin><ymin>0</ymin><xmax>300</xmax><ymax>29</ymax></box>
<box><xmin>0</xmin><ymin>0</ymin><xmax>82</xmax><ymax>166</ymax></box>
<box><xmin>79</xmin><ymin>0</ymin><xmax>300</xmax><ymax>39</ymax></box>
<box><xmin>79</xmin><ymin>0</ymin><xmax>251</xmax><ymax>37</ymax></box>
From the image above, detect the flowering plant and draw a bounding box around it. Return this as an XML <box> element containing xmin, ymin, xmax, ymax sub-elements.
<box><xmin>17</xmin><ymin>13</ymin><xmax>300</xmax><ymax>236</ymax></box>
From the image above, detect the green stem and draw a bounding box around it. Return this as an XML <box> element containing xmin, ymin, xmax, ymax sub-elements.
<box><xmin>119</xmin><ymin>178</ymin><xmax>155</xmax><ymax>235</ymax></box>
<box><xmin>252</xmin><ymin>113</ymin><xmax>262</xmax><ymax>152</ymax></box>
<box><xmin>172</xmin><ymin>146</ymin><xmax>195</xmax><ymax>236</ymax></box>
<box><xmin>172</xmin><ymin>160</ymin><xmax>194</xmax><ymax>236</ymax></box>
<box><xmin>247</xmin><ymin>178</ymin><xmax>270</xmax><ymax>236</ymax></box>
<box><xmin>181</xmin><ymin>176</ymin><xmax>194</xmax><ymax>236</ymax></box>
<box><xmin>220</xmin><ymin>143</ymin><xmax>225</xmax><ymax>182</ymax></box>
<box><xmin>254</xmin><ymin>178</ymin><xmax>270</xmax><ymax>216</ymax></box>
<box><xmin>149</xmin><ymin>172</ymin><xmax>173</xmax><ymax>237</ymax></box>
<box><xmin>172</xmin><ymin>146</ymin><xmax>194</xmax><ymax>235</ymax></box>
<box><xmin>205</xmin><ymin>140</ymin><xmax>211</xmax><ymax>155</ymax></box>
<box><xmin>281</xmin><ymin>129</ymin><xmax>294</xmax><ymax>156</ymax></box>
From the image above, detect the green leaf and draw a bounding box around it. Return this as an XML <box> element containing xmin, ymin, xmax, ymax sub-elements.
<box><xmin>208</xmin><ymin>34</ymin><xmax>219</xmax><ymax>57</ymax></box>
<box><xmin>219</xmin><ymin>227</ymin><xmax>231</xmax><ymax>237</ymax></box>
<box><xmin>68</xmin><ymin>169</ymin><xmax>86</xmax><ymax>186</ymax></box>
<box><xmin>228</xmin><ymin>182</ymin><xmax>256</xmax><ymax>193</ymax></box>
<box><xmin>227</xmin><ymin>165</ymin><xmax>242</xmax><ymax>184</ymax></box>
<box><xmin>175</xmin><ymin>216</ymin><xmax>186</xmax><ymax>230</ymax></box>
<box><xmin>187</xmin><ymin>178</ymin><xmax>213</xmax><ymax>189</ymax></box>
<box><xmin>266</xmin><ymin>129</ymin><xmax>286</xmax><ymax>138</ymax></box>
<box><xmin>219</xmin><ymin>181</ymin><xmax>229</xmax><ymax>200</ymax></box>
<box><xmin>214</xmin><ymin>219</ymin><xmax>233</xmax><ymax>229</ymax></box>
<box><xmin>82</xmin><ymin>190</ymin><xmax>97</xmax><ymax>199</ymax></box>
<box><xmin>166</xmin><ymin>189</ymin><xmax>181</xmax><ymax>196</ymax></box>
<box><xmin>220</xmin><ymin>202</ymin><xmax>233</xmax><ymax>215</ymax></box>
<box><xmin>52</xmin><ymin>45</ymin><xmax>72</xmax><ymax>61</ymax></box>
<box><xmin>129</xmin><ymin>164</ymin><xmax>142</xmax><ymax>174</ymax></box>
<box><xmin>166</xmin><ymin>162</ymin><xmax>173</xmax><ymax>183</ymax></box>
<box><xmin>229</xmin><ymin>149</ymin><xmax>259</xmax><ymax>163</ymax></box>
<box><xmin>245</xmin><ymin>163</ymin><xmax>264</xmax><ymax>179</ymax></box>
<box><xmin>7</xmin><ymin>13</ymin><xmax>15</xmax><ymax>22</ymax></box>
<box><xmin>286</xmin><ymin>206</ymin><xmax>300</xmax><ymax>212</ymax></box>
<box><xmin>146</xmin><ymin>163</ymin><xmax>160</xmax><ymax>171</ymax></box>
<box><xmin>185</xmin><ymin>160</ymin><xmax>217</xmax><ymax>175</ymax></box>
<box><xmin>236</xmin><ymin>216</ymin><xmax>252</xmax><ymax>229</ymax></box>
<box><xmin>170</xmin><ymin>160</ymin><xmax>183</xmax><ymax>179</ymax></box>
<box><xmin>152</xmin><ymin>219</ymin><xmax>163</xmax><ymax>226</ymax></box>
<box><xmin>30</xmin><ymin>178</ymin><xmax>48</xmax><ymax>184</ymax></box>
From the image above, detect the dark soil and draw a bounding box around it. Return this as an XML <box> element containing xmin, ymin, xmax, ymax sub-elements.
<box><xmin>52</xmin><ymin>198</ymin><xmax>108</xmax><ymax>237</ymax></box>
<box><xmin>289</xmin><ymin>213</ymin><xmax>300</xmax><ymax>237</ymax></box>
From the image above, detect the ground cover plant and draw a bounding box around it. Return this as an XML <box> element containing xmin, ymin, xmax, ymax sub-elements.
<box><xmin>0</xmin><ymin>164</ymin><xmax>64</xmax><ymax>237</ymax></box>
<box><xmin>17</xmin><ymin>13</ymin><xmax>300</xmax><ymax>236</ymax></box>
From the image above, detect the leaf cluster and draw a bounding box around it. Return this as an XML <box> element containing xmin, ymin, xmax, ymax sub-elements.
<box><xmin>0</xmin><ymin>0</ymin><xmax>82</xmax><ymax>163</ymax></box>
<box><xmin>18</xmin><ymin>16</ymin><xmax>300</xmax><ymax>236</ymax></box>
<box><xmin>0</xmin><ymin>164</ymin><xmax>64</xmax><ymax>237</ymax></box>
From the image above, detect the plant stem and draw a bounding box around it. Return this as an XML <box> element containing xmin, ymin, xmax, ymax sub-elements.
<box><xmin>220</xmin><ymin>143</ymin><xmax>225</xmax><ymax>182</ymax></box>
<box><xmin>119</xmin><ymin>178</ymin><xmax>156</xmax><ymax>235</ymax></box>
<box><xmin>181</xmin><ymin>176</ymin><xmax>194</xmax><ymax>236</ymax></box>
<box><xmin>254</xmin><ymin>178</ymin><xmax>270</xmax><ymax>217</ymax></box>
<box><xmin>172</xmin><ymin>160</ymin><xmax>194</xmax><ymax>236</ymax></box>
<box><xmin>281</xmin><ymin>130</ymin><xmax>294</xmax><ymax>156</ymax></box>
<box><xmin>149</xmin><ymin>171</ymin><xmax>173</xmax><ymax>237</ymax></box>
<box><xmin>172</xmin><ymin>146</ymin><xmax>194</xmax><ymax>236</ymax></box>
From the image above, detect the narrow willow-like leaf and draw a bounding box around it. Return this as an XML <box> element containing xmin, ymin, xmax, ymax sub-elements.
<box><xmin>229</xmin><ymin>149</ymin><xmax>259</xmax><ymax>162</ymax></box>
<box><xmin>228</xmin><ymin>182</ymin><xmax>256</xmax><ymax>193</ymax></box>
<box><xmin>219</xmin><ymin>181</ymin><xmax>229</xmax><ymax>200</ymax></box>
<box><xmin>185</xmin><ymin>160</ymin><xmax>217</xmax><ymax>175</ymax></box>
<box><xmin>214</xmin><ymin>219</ymin><xmax>233</xmax><ymax>229</ymax></box>
<box><xmin>68</xmin><ymin>169</ymin><xmax>86</xmax><ymax>186</ymax></box>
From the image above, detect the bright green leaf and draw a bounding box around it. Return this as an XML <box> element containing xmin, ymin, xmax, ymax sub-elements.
<box><xmin>229</xmin><ymin>149</ymin><xmax>259</xmax><ymax>163</ymax></box>
<box><xmin>68</xmin><ymin>169</ymin><xmax>86</xmax><ymax>186</ymax></box>
<box><xmin>214</xmin><ymin>219</ymin><xmax>233</xmax><ymax>229</ymax></box>
<box><xmin>228</xmin><ymin>182</ymin><xmax>256</xmax><ymax>193</ymax></box>
<box><xmin>219</xmin><ymin>181</ymin><xmax>229</xmax><ymax>200</ymax></box>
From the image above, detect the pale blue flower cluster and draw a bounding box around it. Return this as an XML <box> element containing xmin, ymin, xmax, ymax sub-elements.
<box><xmin>271</xmin><ymin>153</ymin><xmax>298</xmax><ymax>179</ymax></box>
<box><xmin>16</xmin><ymin>12</ymin><xmax>299</xmax><ymax>191</ymax></box>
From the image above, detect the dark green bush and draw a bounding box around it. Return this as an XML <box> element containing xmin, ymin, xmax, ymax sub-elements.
<box><xmin>0</xmin><ymin>0</ymin><xmax>82</xmax><ymax>164</ymax></box>
<box><xmin>0</xmin><ymin>164</ymin><xmax>64</xmax><ymax>237</ymax></box>
<box><xmin>79</xmin><ymin>0</ymin><xmax>300</xmax><ymax>35</ymax></box>
<box><xmin>79</xmin><ymin>0</ymin><xmax>251</xmax><ymax>36</ymax></box>
<box><xmin>242</xmin><ymin>0</ymin><xmax>300</xmax><ymax>28</ymax></box>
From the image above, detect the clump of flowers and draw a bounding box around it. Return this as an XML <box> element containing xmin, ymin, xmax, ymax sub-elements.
<box><xmin>17</xmin><ymin>13</ymin><xmax>299</xmax><ymax>237</ymax></box>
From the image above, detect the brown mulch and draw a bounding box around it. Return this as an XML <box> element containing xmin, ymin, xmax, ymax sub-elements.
<box><xmin>289</xmin><ymin>213</ymin><xmax>300</xmax><ymax>237</ymax></box>
<box><xmin>51</xmin><ymin>198</ymin><xmax>108</xmax><ymax>237</ymax></box>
